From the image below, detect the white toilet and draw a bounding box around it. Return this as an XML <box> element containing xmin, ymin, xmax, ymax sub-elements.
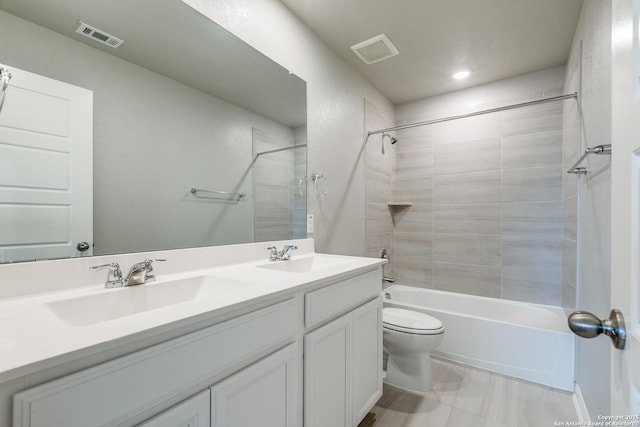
<box><xmin>382</xmin><ymin>307</ymin><xmax>445</xmax><ymax>392</ymax></box>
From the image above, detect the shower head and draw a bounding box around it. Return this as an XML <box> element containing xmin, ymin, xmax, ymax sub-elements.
<box><xmin>382</xmin><ymin>133</ymin><xmax>398</xmax><ymax>144</ymax></box>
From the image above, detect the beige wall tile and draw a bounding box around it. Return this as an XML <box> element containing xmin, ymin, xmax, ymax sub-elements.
<box><xmin>434</xmin><ymin>203</ymin><xmax>501</xmax><ymax>235</ymax></box>
<box><xmin>502</xmin><ymin>130</ymin><xmax>562</xmax><ymax>169</ymax></box>
<box><xmin>396</xmin><ymin>147</ymin><xmax>434</xmax><ymax>179</ymax></box>
<box><xmin>502</xmin><ymin>166</ymin><xmax>562</xmax><ymax>202</ymax></box>
<box><xmin>434</xmin><ymin>171</ymin><xmax>501</xmax><ymax>203</ymax></box>
<box><xmin>502</xmin><ymin>102</ymin><xmax>562</xmax><ymax>137</ymax></box>
<box><xmin>434</xmin><ymin>262</ymin><xmax>501</xmax><ymax>298</ymax></box>
<box><xmin>366</xmin><ymin>202</ymin><xmax>393</xmax><ymax>235</ymax></box>
<box><xmin>255</xmin><ymin>184</ymin><xmax>292</xmax><ymax>208</ymax></box>
<box><xmin>395</xmin><ymin>231</ymin><xmax>434</xmax><ymax>286</ymax></box>
<box><xmin>395</xmin><ymin>266</ymin><xmax>434</xmax><ymax>287</ymax></box>
<box><xmin>394</xmin><ymin>204</ymin><xmax>433</xmax><ymax>232</ymax></box>
<box><xmin>434</xmin><ymin>112</ymin><xmax>501</xmax><ymax>145</ymax></box>
<box><xmin>434</xmin><ymin>138</ymin><xmax>501</xmax><ymax>175</ymax></box>
<box><xmin>395</xmin><ymin>231</ymin><xmax>433</xmax><ymax>257</ymax></box>
<box><xmin>395</xmin><ymin>176</ymin><xmax>433</xmax><ymax>203</ymax></box>
<box><xmin>502</xmin><ymin>202</ymin><xmax>562</xmax><ymax>236</ymax></box>
<box><xmin>562</xmin><ymin>238</ymin><xmax>577</xmax><ymax>294</ymax></box>
<box><xmin>502</xmin><ymin>234</ymin><xmax>562</xmax><ymax>269</ymax></box>
<box><xmin>563</xmin><ymin>195</ymin><xmax>577</xmax><ymax>241</ymax></box>
<box><xmin>366</xmin><ymin>170</ymin><xmax>394</xmax><ymax>203</ymax></box>
<box><xmin>396</xmin><ymin>124</ymin><xmax>435</xmax><ymax>144</ymax></box>
<box><xmin>434</xmin><ymin>233</ymin><xmax>502</xmax><ymax>266</ymax></box>
<box><xmin>395</xmin><ymin>132</ymin><xmax>436</xmax><ymax>151</ymax></box>
<box><xmin>503</xmin><ymin>264</ymin><xmax>561</xmax><ymax>286</ymax></box>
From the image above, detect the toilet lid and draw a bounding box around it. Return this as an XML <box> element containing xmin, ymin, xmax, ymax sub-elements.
<box><xmin>383</xmin><ymin>308</ymin><xmax>444</xmax><ymax>334</ymax></box>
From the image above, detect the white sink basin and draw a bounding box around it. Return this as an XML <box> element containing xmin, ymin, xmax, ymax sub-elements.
<box><xmin>258</xmin><ymin>255</ymin><xmax>352</xmax><ymax>274</ymax></box>
<box><xmin>47</xmin><ymin>276</ymin><xmax>252</xmax><ymax>326</ymax></box>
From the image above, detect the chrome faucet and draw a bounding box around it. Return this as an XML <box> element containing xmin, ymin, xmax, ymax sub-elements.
<box><xmin>280</xmin><ymin>244</ymin><xmax>298</xmax><ymax>260</ymax></box>
<box><xmin>90</xmin><ymin>262</ymin><xmax>123</xmax><ymax>288</ymax></box>
<box><xmin>267</xmin><ymin>244</ymin><xmax>299</xmax><ymax>261</ymax></box>
<box><xmin>90</xmin><ymin>259</ymin><xmax>166</xmax><ymax>288</ymax></box>
<box><xmin>123</xmin><ymin>259</ymin><xmax>166</xmax><ymax>286</ymax></box>
<box><xmin>267</xmin><ymin>246</ymin><xmax>279</xmax><ymax>261</ymax></box>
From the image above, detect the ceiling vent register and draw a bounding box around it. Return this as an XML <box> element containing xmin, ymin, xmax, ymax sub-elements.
<box><xmin>75</xmin><ymin>21</ymin><xmax>124</xmax><ymax>48</ymax></box>
<box><xmin>350</xmin><ymin>33</ymin><xmax>399</xmax><ymax>65</ymax></box>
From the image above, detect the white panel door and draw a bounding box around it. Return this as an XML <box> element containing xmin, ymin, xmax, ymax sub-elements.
<box><xmin>139</xmin><ymin>390</ymin><xmax>210</xmax><ymax>427</ymax></box>
<box><xmin>210</xmin><ymin>343</ymin><xmax>299</xmax><ymax>427</ymax></box>
<box><xmin>610</xmin><ymin>0</ymin><xmax>640</xmax><ymax>415</ymax></box>
<box><xmin>352</xmin><ymin>297</ymin><xmax>383</xmax><ymax>426</ymax></box>
<box><xmin>0</xmin><ymin>63</ymin><xmax>92</xmax><ymax>262</ymax></box>
<box><xmin>304</xmin><ymin>313</ymin><xmax>352</xmax><ymax>427</ymax></box>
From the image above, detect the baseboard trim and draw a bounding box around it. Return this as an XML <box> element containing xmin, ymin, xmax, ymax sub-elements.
<box><xmin>573</xmin><ymin>384</ymin><xmax>591</xmax><ymax>423</ymax></box>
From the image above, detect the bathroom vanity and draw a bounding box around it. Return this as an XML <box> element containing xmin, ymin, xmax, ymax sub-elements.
<box><xmin>0</xmin><ymin>239</ymin><xmax>384</xmax><ymax>427</ymax></box>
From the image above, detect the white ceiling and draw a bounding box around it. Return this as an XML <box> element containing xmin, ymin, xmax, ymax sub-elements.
<box><xmin>279</xmin><ymin>0</ymin><xmax>584</xmax><ymax>105</ymax></box>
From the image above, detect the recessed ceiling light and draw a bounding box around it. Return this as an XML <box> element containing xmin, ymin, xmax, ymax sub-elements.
<box><xmin>452</xmin><ymin>69</ymin><xmax>471</xmax><ymax>80</ymax></box>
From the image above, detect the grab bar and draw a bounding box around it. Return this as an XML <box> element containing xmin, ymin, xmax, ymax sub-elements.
<box><xmin>567</xmin><ymin>144</ymin><xmax>612</xmax><ymax>174</ymax></box>
<box><xmin>190</xmin><ymin>187</ymin><xmax>246</xmax><ymax>200</ymax></box>
<box><xmin>0</xmin><ymin>67</ymin><xmax>12</xmax><ymax>113</ymax></box>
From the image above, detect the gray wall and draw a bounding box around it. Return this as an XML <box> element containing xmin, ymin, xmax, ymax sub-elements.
<box><xmin>0</xmin><ymin>10</ymin><xmax>297</xmax><ymax>255</ymax></box>
<box><xmin>563</xmin><ymin>0</ymin><xmax>612</xmax><ymax>418</ymax></box>
<box><xmin>393</xmin><ymin>68</ymin><xmax>566</xmax><ymax>305</ymax></box>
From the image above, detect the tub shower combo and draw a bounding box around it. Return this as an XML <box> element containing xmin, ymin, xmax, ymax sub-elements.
<box><xmin>367</xmin><ymin>91</ymin><xmax>614</xmax><ymax>393</ymax></box>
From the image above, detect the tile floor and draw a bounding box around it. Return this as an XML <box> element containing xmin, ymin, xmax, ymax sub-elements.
<box><xmin>359</xmin><ymin>358</ymin><xmax>578</xmax><ymax>427</ymax></box>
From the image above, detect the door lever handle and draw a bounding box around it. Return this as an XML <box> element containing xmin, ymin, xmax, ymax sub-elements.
<box><xmin>568</xmin><ymin>309</ymin><xmax>626</xmax><ymax>350</ymax></box>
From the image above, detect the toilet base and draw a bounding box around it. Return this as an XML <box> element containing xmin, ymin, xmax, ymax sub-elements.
<box><xmin>385</xmin><ymin>353</ymin><xmax>435</xmax><ymax>392</ymax></box>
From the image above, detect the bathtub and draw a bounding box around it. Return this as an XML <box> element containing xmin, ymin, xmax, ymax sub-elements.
<box><xmin>384</xmin><ymin>285</ymin><xmax>575</xmax><ymax>391</ymax></box>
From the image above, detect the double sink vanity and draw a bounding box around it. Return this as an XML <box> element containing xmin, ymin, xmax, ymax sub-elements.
<box><xmin>0</xmin><ymin>239</ymin><xmax>385</xmax><ymax>427</ymax></box>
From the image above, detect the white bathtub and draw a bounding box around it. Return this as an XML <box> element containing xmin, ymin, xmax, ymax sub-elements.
<box><xmin>384</xmin><ymin>285</ymin><xmax>575</xmax><ymax>391</ymax></box>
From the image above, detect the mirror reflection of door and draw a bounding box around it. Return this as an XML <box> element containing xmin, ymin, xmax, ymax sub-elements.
<box><xmin>0</xmin><ymin>64</ymin><xmax>93</xmax><ymax>263</ymax></box>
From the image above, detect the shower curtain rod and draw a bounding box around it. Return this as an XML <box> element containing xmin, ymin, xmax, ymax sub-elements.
<box><xmin>367</xmin><ymin>92</ymin><xmax>578</xmax><ymax>136</ymax></box>
<box><xmin>255</xmin><ymin>143</ymin><xmax>307</xmax><ymax>157</ymax></box>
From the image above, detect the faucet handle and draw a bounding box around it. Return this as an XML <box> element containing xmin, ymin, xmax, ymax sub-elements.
<box><xmin>267</xmin><ymin>246</ymin><xmax>279</xmax><ymax>261</ymax></box>
<box><xmin>143</xmin><ymin>258</ymin><xmax>166</xmax><ymax>282</ymax></box>
<box><xmin>90</xmin><ymin>262</ymin><xmax>123</xmax><ymax>288</ymax></box>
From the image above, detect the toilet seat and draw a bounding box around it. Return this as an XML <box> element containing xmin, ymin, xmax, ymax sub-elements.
<box><xmin>383</xmin><ymin>307</ymin><xmax>444</xmax><ymax>335</ymax></box>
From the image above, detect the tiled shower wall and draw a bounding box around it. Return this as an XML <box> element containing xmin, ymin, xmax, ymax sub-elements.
<box><xmin>562</xmin><ymin>43</ymin><xmax>581</xmax><ymax>312</ymax></box>
<box><xmin>253</xmin><ymin>128</ymin><xmax>306</xmax><ymax>242</ymax></box>
<box><xmin>364</xmin><ymin>99</ymin><xmax>395</xmax><ymax>280</ymax></box>
<box><xmin>392</xmin><ymin>72</ymin><xmax>566</xmax><ymax>306</ymax></box>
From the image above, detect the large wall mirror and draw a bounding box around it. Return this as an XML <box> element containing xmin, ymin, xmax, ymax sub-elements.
<box><xmin>0</xmin><ymin>0</ymin><xmax>307</xmax><ymax>264</ymax></box>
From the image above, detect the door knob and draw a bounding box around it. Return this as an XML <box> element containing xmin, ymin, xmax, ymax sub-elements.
<box><xmin>568</xmin><ymin>309</ymin><xmax>626</xmax><ymax>350</ymax></box>
<box><xmin>76</xmin><ymin>241</ymin><xmax>91</xmax><ymax>252</ymax></box>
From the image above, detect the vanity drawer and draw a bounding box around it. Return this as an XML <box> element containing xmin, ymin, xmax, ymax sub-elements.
<box><xmin>13</xmin><ymin>298</ymin><xmax>298</xmax><ymax>427</ymax></box>
<box><xmin>305</xmin><ymin>269</ymin><xmax>381</xmax><ymax>329</ymax></box>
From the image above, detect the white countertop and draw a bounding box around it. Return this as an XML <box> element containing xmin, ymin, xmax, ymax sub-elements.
<box><xmin>0</xmin><ymin>249</ymin><xmax>385</xmax><ymax>384</ymax></box>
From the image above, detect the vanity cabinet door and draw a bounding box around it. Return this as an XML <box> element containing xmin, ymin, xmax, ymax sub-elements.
<box><xmin>352</xmin><ymin>297</ymin><xmax>383</xmax><ymax>426</ymax></box>
<box><xmin>138</xmin><ymin>390</ymin><xmax>210</xmax><ymax>427</ymax></box>
<box><xmin>210</xmin><ymin>343</ymin><xmax>299</xmax><ymax>427</ymax></box>
<box><xmin>304</xmin><ymin>313</ymin><xmax>352</xmax><ymax>427</ymax></box>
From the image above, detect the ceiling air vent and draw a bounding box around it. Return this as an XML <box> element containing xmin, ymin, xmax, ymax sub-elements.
<box><xmin>350</xmin><ymin>34</ymin><xmax>399</xmax><ymax>65</ymax></box>
<box><xmin>75</xmin><ymin>21</ymin><xmax>124</xmax><ymax>48</ymax></box>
